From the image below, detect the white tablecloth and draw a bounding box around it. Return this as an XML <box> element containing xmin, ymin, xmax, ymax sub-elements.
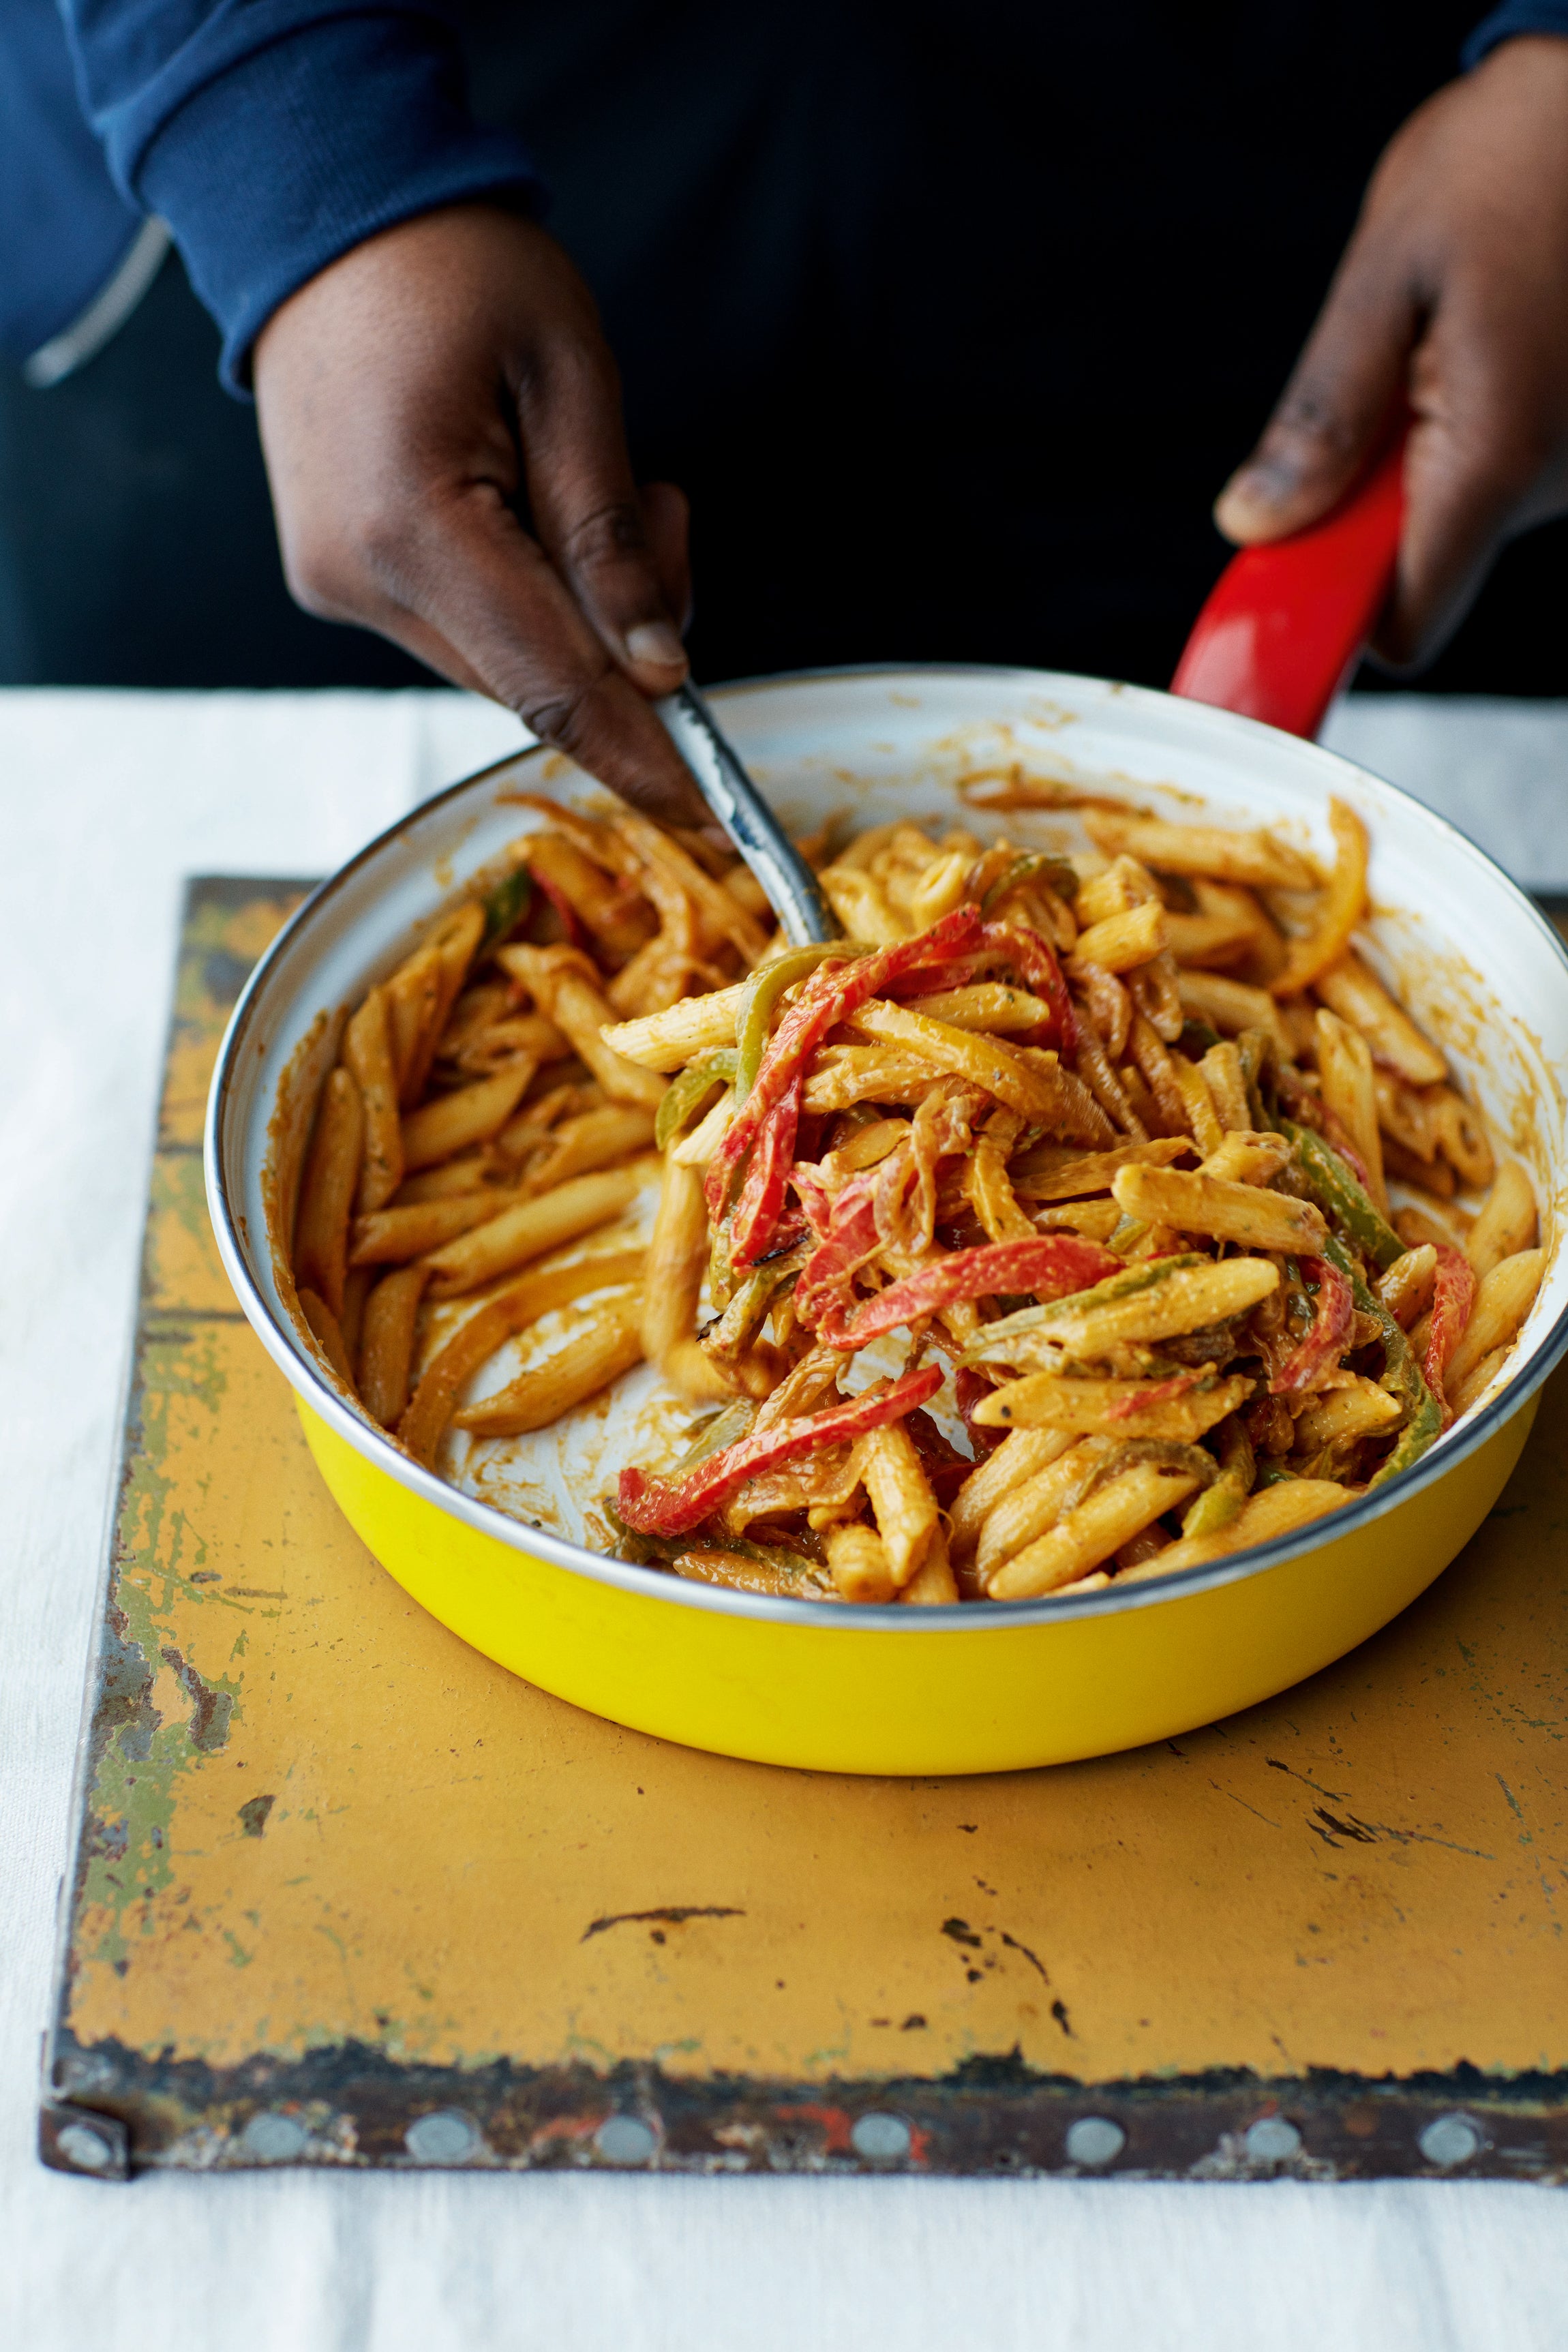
<box><xmin>4</xmin><ymin>687</ymin><xmax>1567</xmax><ymax>2352</ymax></box>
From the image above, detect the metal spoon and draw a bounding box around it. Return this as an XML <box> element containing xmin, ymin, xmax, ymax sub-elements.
<box><xmin>657</xmin><ymin>682</ymin><xmax>836</xmax><ymax>944</ymax></box>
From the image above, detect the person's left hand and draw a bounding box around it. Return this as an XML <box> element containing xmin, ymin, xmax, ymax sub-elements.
<box><xmin>1213</xmin><ymin>33</ymin><xmax>1568</xmax><ymax>666</ymax></box>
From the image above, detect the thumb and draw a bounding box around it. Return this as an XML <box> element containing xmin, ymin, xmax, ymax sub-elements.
<box><xmin>515</xmin><ymin>333</ymin><xmax>691</xmax><ymax>696</ymax></box>
<box><xmin>1215</xmin><ymin>237</ymin><xmax>1419</xmax><ymax>545</ymax></box>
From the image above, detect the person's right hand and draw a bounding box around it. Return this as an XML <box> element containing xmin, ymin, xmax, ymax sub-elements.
<box><xmin>253</xmin><ymin>202</ymin><xmax>709</xmax><ymax>828</ymax></box>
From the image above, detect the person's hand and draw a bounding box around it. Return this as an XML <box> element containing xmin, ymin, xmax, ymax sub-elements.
<box><xmin>1214</xmin><ymin>35</ymin><xmax>1568</xmax><ymax>666</ymax></box>
<box><xmin>254</xmin><ymin>202</ymin><xmax>708</xmax><ymax>826</ymax></box>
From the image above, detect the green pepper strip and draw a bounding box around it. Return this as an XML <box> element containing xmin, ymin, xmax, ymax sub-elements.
<box><xmin>980</xmin><ymin>851</ymin><xmax>1079</xmax><ymax>916</ymax></box>
<box><xmin>1235</xmin><ymin>1026</ymin><xmax>1274</xmax><ymax>1131</ymax></box>
<box><xmin>676</xmin><ymin>1535</ymin><xmax>822</xmax><ymax>1582</ymax></box>
<box><xmin>733</xmin><ymin>945</ymin><xmax>851</xmax><ymax>1105</ymax></box>
<box><xmin>960</xmin><ymin>1253</ymin><xmax>1207</xmax><ymax>1363</ymax></box>
<box><xmin>654</xmin><ymin>1049</ymin><xmax>739</xmax><ymax>1151</ymax></box>
<box><xmin>705</xmin><ymin>1254</ymin><xmax>804</xmax><ymax>1358</ymax></box>
<box><xmin>480</xmin><ymin>864</ymin><xmax>532</xmax><ymax>951</ymax></box>
<box><xmin>675</xmin><ymin>1396</ymin><xmax>757</xmax><ymax>1474</ymax></box>
<box><xmin>1320</xmin><ymin>1233</ymin><xmax>1443</xmax><ymax>1488</ymax></box>
<box><xmin>1180</xmin><ymin>1415</ymin><xmax>1254</xmax><ymax>1538</ymax></box>
<box><xmin>1280</xmin><ymin>1120</ymin><xmax>1404</xmax><ymax>1271</ymax></box>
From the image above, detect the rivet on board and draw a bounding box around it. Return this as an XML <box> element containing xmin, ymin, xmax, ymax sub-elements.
<box><xmin>1065</xmin><ymin>2116</ymin><xmax>1126</xmax><ymax>2168</ymax></box>
<box><xmin>56</xmin><ymin>2122</ymin><xmax>115</xmax><ymax>2173</ymax></box>
<box><xmin>241</xmin><ymin>2111</ymin><xmax>308</xmax><ymax>2162</ymax></box>
<box><xmin>1419</xmin><ymin>2115</ymin><xmax>1481</xmax><ymax>2169</ymax></box>
<box><xmin>405</xmin><ymin>2109</ymin><xmax>480</xmax><ymax>2165</ymax></box>
<box><xmin>851</xmin><ymin>2112</ymin><xmax>911</xmax><ymax>2162</ymax></box>
<box><xmin>596</xmin><ymin>2113</ymin><xmax>658</xmax><ymax>2166</ymax></box>
<box><xmin>1244</xmin><ymin>2116</ymin><xmax>1301</xmax><ymax>2163</ymax></box>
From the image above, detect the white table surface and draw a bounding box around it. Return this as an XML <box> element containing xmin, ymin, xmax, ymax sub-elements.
<box><xmin>4</xmin><ymin>686</ymin><xmax>1567</xmax><ymax>2352</ymax></box>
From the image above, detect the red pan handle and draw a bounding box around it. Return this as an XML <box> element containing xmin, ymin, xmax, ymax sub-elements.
<box><xmin>1171</xmin><ymin>440</ymin><xmax>1406</xmax><ymax>740</ymax></box>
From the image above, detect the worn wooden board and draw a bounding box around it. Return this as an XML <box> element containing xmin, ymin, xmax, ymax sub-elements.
<box><xmin>42</xmin><ymin>879</ymin><xmax>1568</xmax><ymax>2183</ymax></box>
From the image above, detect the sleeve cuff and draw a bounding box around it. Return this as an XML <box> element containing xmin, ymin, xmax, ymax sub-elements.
<box><xmin>132</xmin><ymin>14</ymin><xmax>545</xmax><ymax>392</ymax></box>
<box><xmin>1464</xmin><ymin>4</ymin><xmax>1568</xmax><ymax>67</ymax></box>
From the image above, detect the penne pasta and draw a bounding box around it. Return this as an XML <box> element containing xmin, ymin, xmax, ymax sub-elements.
<box><xmin>1068</xmin><ymin>900</ymin><xmax>1167</xmax><ymax>975</ymax></box>
<box><xmin>1083</xmin><ymin>810</ymin><xmax>1317</xmax><ymax>891</ymax></box>
<box><xmin>350</xmin><ymin>1187</ymin><xmax>528</xmax><ymax>1266</ymax></box>
<box><xmin>826</xmin><ymin>1521</ymin><xmax>896</xmax><ymax>1603</ymax></box>
<box><xmin>342</xmin><ymin>986</ymin><xmax>404</xmax><ymax>1213</ymax></box>
<box><xmin>294</xmin><ymin>1066</ymin><xmax>364</xmax><ymax>1318</ymax></box>
<box><xmin>397</xmin><ymin>1248</ymin><xmax>646</xmax><ymax>1464</ymax></box>
<box><xmin>358</xmin><ymin>1265</ymin><xmax>429</xmax><ymax>1428</ymax></box>
<box><xmin>989</xmin><ymin>1462</ymin><xmax>1203</xmax><ymax>1599</ymax></box>
<box><xmin>422</xmin><ymin>1159</ymin><xmax>658</xmax><ymax>1297</ymax></box>
<box><xmin>1291</xmin><ymin>1377</ymin><xmax>1403</xmax><ymax>1451</ymax></box>
<box><xmin>1110</xmin><ymin>1164</ymin><xmax>1328</xmax><ymax>1254</ymax></box>
<box><xmin>847</xmin><ymin>997</ymin><xmax>1062</xmax><ymax>1119</ymax></box>
<box><xmin>1119</xmin><ymin>1478</ymin><xmax>1347</xmax><ymax>1580</ymax></box>
<box><xmin>1466</xmin><ymin>1162</ymin><xmax>1538</xmax><ymax>1282</ymax></box>
<box><xmin>900</xmin><ymin>1525</ymin><xmax>961</xmax><ymax>1605</ymax></box>
<box><xmin>971</xmin><ymin>1370</ymin><xmax>1254</xmax><ymax>1442</ymax></box>
<box><xmin>903</xmin><ymin>983</ymin><xmax>1057</xmax><ymax>1034</ymax></box>
<box><xmin>1314</xmin><ymin>1008</ymin><xmax>1387</xmax><ymax>1216</ymax></box>
<box><xmin>299</xmin><ymin>1285</ymin><xmax>356</xmax><ymax>1389</ymax></box>
<box><xmin>453</xmin><ymin>1293</ymin><xmax>646</xmax><ymax>1438</ymax></box>
<box><xmin>948</xmin><ymin>1428</ymin><xmax>1076</xmax><ymax>1561</ymax></box>
<box><xmin>1314</xmin><ymin>952</ymin><xmax>1447</xmax><ymax>1086</ymax></box>
<box><xmin>1445</xmin><ymin>1249</ymin><xmax>1544</xmax><ymax>1394</ymax></box>
<box><xmin>498</xmin><ymin>944</ymin><xmax>667</xmax><ymax>1109</ymax></box>
<box><xmin>642</xmin><ymin>1156</ymin><xmax>727</xmax><ymax>1396</ymax></box>
<box><xmin>522</xmin><ymin>1104</ymin><xmax>659</xmax><ymax>1196</ymax></box>
<box><xmin>399</xmin><ymin>1059</ymin><xmax>536</xmax><ymax>1173</ymax></box>
<box><xmin>862</xmin><ymin>1422</ymin><xmax>941</xmax><ymax>1588</ymax></box>
<box><xmin>602</xmin><ymin>982</ymin><xmax>749</xmax><ymax>1072</ymax></box>
<box><xmin>974</xmin><ymin>1438</ymin><xmax>1112</xmax><ymax>1583</ymax></box>
<box><xmin>1271</xmin><ymin>800</ymin><xmax>1368</xmax><ymax>997</ymax></box>
<box><xmin>1175</xmin><ymin>967</ymin><xmax>1291</xmax><ymax>1061</ymax></box>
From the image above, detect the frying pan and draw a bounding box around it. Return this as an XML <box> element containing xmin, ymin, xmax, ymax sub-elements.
<box><xmin>205</xmin><ymin>453</ymin><xmax>1568</xmax><ymax>1774</ymax></box>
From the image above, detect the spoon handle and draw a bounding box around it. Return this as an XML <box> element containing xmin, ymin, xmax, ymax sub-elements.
<box><xmin>657</xmin><ymin>682</ymin><xmax>836</xmax><ymax>945</ymax></box>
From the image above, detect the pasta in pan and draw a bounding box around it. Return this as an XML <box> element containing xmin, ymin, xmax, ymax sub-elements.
<box><xmin>286</xmin><ymin>780</ymin><xmax>1545</xmax><ymax>1609</ymax></box>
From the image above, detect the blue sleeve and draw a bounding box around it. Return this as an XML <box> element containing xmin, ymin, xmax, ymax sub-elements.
<box><xmin>0</xmin><ymin>0</ymin><xmax>145</xmax><ymax>360</ymax></box>
<box><xmin>1464</xmin><ymin>3</ymin><xmax>1568</xmax><ymax>63</ymax></box>
<box><xmin>56</xmin><ymin>3</ymin><xmax>545</xmax><ymax>392</ymax></box>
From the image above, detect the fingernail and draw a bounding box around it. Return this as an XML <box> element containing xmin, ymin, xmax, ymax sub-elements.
<box><xmin>625</xmin><ymin>620</ymin><xmax>687</xmax><ymax>671</ymax></box>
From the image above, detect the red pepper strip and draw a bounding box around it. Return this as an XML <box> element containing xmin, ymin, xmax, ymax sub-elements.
<box><xmin>890</xmin><ymin>956</ymin><xmax>993</xmax><ymax>998</ymax></box>
<box><xmin>616</xmin><ymin>1364</ymin><xmax>946</xmax><ymax>1536</ymax></box>
<box><xmin>954</xmin><ymin>1366</ymin><xmax>1005</xmax><ymax>1457</ymax></box>
<box><xmin>1424</xmin><ymin>1246</ymin><xmax>1477</xmax><ymax>1426</ymax></box>
<box><xmin>731</xmin><ymin>1070</ymin><xmax>804</xmax><ymax>1267</ymax></box>
<box><xmin>1269</xmin><ymin>1255</ymin><xmax>1354</xmax><ymax>1396</ymax></box>
<box><xmin>704</xmin><ymin>906</ymin><xmax>986</xmax><ymax>1223</ymax></box>
<box><xmin>813</xmin><ymin>1234</ymin><xmax>1121</xmax><ymax>1348</ymax></box>
<box><xmin>979</xmin><ymin>922</ymin><xmax>1076</xmax><ymax>1053</ymax></box>
<box><xmin>1104</xmin><ymin>1366</ymin><xmax>1205</xmax><ymax>1422</ymax></box>
<box><xmin>794</xmin><ymin>1167</ymin><xmax>882</xmax><ymax>1331</ymax></box>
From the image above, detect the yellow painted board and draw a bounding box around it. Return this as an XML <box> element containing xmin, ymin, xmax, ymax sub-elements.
<box><xmin>42</xmin><ymin>880</ymin><xmax>1568</xmax><ymax>2182</ymax></box>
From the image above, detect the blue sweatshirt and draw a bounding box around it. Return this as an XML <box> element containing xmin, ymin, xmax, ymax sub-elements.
<box><xmin>3</xmin><ymin>1</ymin><xmax>1566</xmax><ymax>387</ymax></box>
